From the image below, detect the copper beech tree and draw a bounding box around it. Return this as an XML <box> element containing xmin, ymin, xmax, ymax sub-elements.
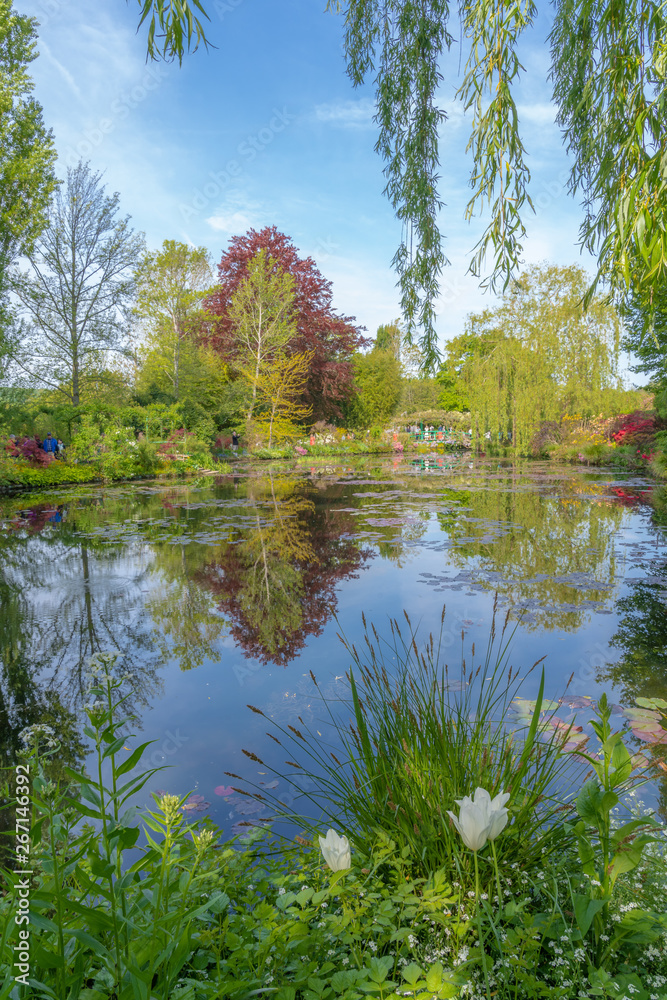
<box><xmin>205</xmin><ymin>226</ymin><xmax>367</xmax><ymax>423</ymax></box>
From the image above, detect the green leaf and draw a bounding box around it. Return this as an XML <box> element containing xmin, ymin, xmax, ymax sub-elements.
<box><xmin>425</xmin><ymin>962</ymin><xmax>445</xmax><ymax>992</ymax></box>
<box><xmin>114</xmin><ymin>741</ymin><xmax>155</xmax><ymax>776</ymax></box>
<box><xmin>576</xmin><ymin>779</ymin><xmax>603</xmax><ymax>822</ymax></box>
<box><xmin>365</xmin><ymin>956</ymin><xmax>392</xmax><ymax>984</ymax></box>
<box><xmin>573</xmin><ymin>894</ymin><xmax>607</xmax><ymax>936</ymax></box>
<box><xmin>401</xmin><ymin>963</ymin><xmax>424</xmax><ymax>986</ymax></box>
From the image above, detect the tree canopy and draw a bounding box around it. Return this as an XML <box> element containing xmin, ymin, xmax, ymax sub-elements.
<box><xmin>136</xmin><ymin>0</ymin><xmax>667</xmax><ymax>368</ymax></box>
<box><xmin>134</xmin><ymin>239</ymin><xmax>216</xmax><ymax>402</ymax></box>
<box><xmin>8</xmin><ymin>162</ymin><xmax>144</xmax><ymax>405</ymax></box>
<box><xmin>451</xmin><ymin>263</ymin><xmax>624</xmax><ymax>451</ymax></box>
<box><xmin>205</xmin><ymin>226</ymin><xmax>366</xmax><ymax>422</ymax></box>
<box><xmin>0</xmin><ymin>0</ymin><xmax>57</xmax><ymax>331</ymax></box>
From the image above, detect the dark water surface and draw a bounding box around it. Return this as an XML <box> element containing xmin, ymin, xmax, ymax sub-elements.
<box><xmin>2</xmin><ymin>457</ymin><xmax>666</xmax><ymax>832</ymax></box>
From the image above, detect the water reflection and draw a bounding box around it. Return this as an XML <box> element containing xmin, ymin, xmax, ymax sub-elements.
<box><xmin>423</xmin><ymin>472</ymin><xmax>626</xmax><ymax>629</ymax></box>
<box><xmin>1</xmin><ymin>464</ymin><xmax>667</xmax><ymax>805</ymax></box>
<box><xmin>1</xmin><ymin>497</ymin><xmax>163</xmax><ymax>721</ymax></box>
<box><xmin>195</xmin><ymin>473</ymin><xmax>371</xmax><ymax>665</ymax></box>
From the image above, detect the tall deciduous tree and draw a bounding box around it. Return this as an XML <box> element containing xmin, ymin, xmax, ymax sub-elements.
<box><xmin>134</xmin><ymin>240</ymin><xmax>214</xmax><ymax>401</ymax></box>
<box><xmin>241</xmin><ymin>350</ymin><xmax>314</xmax><ymax>447</ymax></box>
<box><xmin>347</xmin><ymin>349</ymin><xmax>402</xmax><ymax>427</ymax></box>
<box><xmin>206</xmin><ymin>226</ymin><xmax>366</xmax><ymax>421</ymax></box>
<box><xmin>8</xmin><ymin>162</ymin><xmax>144</xmax><ymax>405</ymax></box>
<box><xmin>0</xmin><ymin>0</ymin><xmax>57</xmax><ymax>334</ymax></box>
<box><xmin>375</xmin><ymin>319</ymin><xmax>403</xmax><ymax>361</ymax></box>
<box><xmin>622</xmin><ymin>281</ymin><xmax>667</xmax><ymax>390</ymax></box>
<box><xmin>226</xmin><ymin>247</ymin><xmax>297</xmax><ymax>421</ymax></box>
<box><xmin>458</xmin><ymin>263</ymin><xmax>623</xmax><ymax>452</ymax></box>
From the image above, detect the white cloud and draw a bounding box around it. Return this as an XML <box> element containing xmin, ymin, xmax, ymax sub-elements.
<box><xmin>38</xmin><ymin>40</ymin><xmax>84</xmax><ymax>102</ymax></box>
<box><xmin>206</xmin><ymin>211</ymin><xmax>258</xmax><ymax>233</ymax></box>
<box><xmin>312</xmin><ymin>98</ymin><xmax>375</xmax><ymax>128</ymax></box>
<box><xmin>517</xmin><ymin>102</ymin><xmax>558</xmax><ymax>127</ymax></box>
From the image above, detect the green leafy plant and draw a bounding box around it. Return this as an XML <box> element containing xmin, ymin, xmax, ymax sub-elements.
<box><xmin>569</xmin><ymin>694</ymin><xmax>666</xmax><ymax>969</ymax></box>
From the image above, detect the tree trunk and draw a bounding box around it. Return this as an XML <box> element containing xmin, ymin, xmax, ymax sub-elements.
<box><xmin>72</xmin><ymin>352</ymin><xmax>80</xmax><ymax>406</ymax></box>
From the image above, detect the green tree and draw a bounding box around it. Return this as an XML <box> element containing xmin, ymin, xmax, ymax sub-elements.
<box><xmin>459</xmin><ymin>263</ymin><xmax>622</xmax><ymax>451</ymax></box>
<box><xmin>348</xmin><ymin>349</ymin><xmax>402</xmax><ymax>427</ymax></box>
<box><xmin>375</xmin><ymin>319</ymin><xmax>403</xmax><ymax>360</ymax></box>
<box><xmin>8</xmin><ymin>162</ymin><xmax>144</xmax><ymax>405</ymax></box>
<box><xmin>228</xmin><ymin>248</ymin><xmax>297</xmax><ymax>421</ymax></box>
<box><xmin>0</xmin><ymin>0</ymin><xmax>57</xmax><ymax>338</ymax></box>
<box><xmin>134</xmin><ymin>240</ymin><xmax>214</xmax><ymax>402</ymax></box>
<box><xmin>622</xmin><ymin>280</ymin><xmax>667</xmax><ymax>390</ymax></box>
<box><xmin>436</xmin><ymin>323</ymin><xmax>499</xmax><ymax>413</ymax></box>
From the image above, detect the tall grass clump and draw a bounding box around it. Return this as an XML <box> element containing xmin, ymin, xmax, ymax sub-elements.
<box><xmin>248</xmin><ymin>605</ymin><xmax>584</xmax><ymax>886</ymax></box>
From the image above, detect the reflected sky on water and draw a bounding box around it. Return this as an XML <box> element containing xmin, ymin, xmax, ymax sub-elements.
<box><xmin>1</xmin><ymin>457</ymin><xmax>666</xmax><ymax>833</ymax></box>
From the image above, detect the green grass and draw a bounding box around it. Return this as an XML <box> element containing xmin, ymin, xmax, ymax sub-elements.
<box><xmin>251</xmin><ymin>607</ymin><xmax>582</xmax><ymax>889</ymax></box>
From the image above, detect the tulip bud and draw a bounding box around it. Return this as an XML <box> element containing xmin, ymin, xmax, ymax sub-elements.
<box><xmin>447</xmin><ymin>787</ymin><xmax>510</xmax><ymax>852</ymax></box>
<box><xmin>318</xmin><ymin>828</ymin><xmax>351</xmax><ymax>871</ymax></box>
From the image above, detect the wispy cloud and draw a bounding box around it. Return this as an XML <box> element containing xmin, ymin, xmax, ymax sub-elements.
<box><xmin>207</xmin><ymin>210</ymin><xmax>258</xmax><ymax>233</ymax></box>
<box><xmin>312</xmin><ymin>98</ymin><xmax>375</xmax><ymax>129</ymax></box>
<box><xmin>39</xmin><ymin>40</ymin><xmax>84</xmax><ymax>102</ymax></box>
<box><xmin>517</xmin><ymin>102</ymin><xmax>558</xmax><ymax>128</ymax></box>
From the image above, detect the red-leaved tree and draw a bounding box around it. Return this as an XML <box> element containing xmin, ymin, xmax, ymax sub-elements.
<box><xmin>205</xmin><ymin>227</ymin><xmax>367</xmax><ymax>422</ymax></box>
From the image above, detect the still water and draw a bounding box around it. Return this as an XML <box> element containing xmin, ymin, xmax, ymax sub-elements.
<box><xmin>1</xmin><ymin>457</ymin><xmax>666</xmax><ymax>831</ymax></box>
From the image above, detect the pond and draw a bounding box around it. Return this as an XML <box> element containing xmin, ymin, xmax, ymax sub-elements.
<box><xmin>2</xmin><ymin>456</ymin><xmax>667</xmax><ymax>834</ymax></box>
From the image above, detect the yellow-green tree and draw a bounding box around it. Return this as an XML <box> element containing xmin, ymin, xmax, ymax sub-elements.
<box><xmin>459</xmin><ymin>264</ymin><xmax>623</xmax><ymax>452</ymax></box>
<box><xmin>228</xmin><ymin>248</ymin><xmax>297</xmax><ymax>421</ymax></box>
<box><xmin>243</xmin><ymin>351</ymin><xmax>314</xmax><ymax>446</ymax></box>
<box><xmin>134</xmin><ymin>240</ymin><xmax>214</xmax><ymax>402</ymax></box>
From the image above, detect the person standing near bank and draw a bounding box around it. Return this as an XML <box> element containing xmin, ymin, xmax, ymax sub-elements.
<box><xmin>43</xmin><ymin>432</ymin><xmax>58</xmax><ymax>457</ymax></box>
<box><xmin>231</xmin><ymin>430</ymin><xmax>239</xmax><ymax>453</ymax></box>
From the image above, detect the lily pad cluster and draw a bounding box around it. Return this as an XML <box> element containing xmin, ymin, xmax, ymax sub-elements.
<box><xmin>511</xmin><ymin>694</ymin><xmax>667</xmax><ymax>769</ymax></box>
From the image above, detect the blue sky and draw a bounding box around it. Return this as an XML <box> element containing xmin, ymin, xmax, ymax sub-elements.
<box><xmin>18</xmin><ymin>0</ymin><xmax>615</xmax><ymax>366</ymax></box>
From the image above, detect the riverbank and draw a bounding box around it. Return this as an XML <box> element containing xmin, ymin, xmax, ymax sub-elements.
<box><xmin>0</xmin><ymin>437</ymin><xmax>473</xmax><ymax>492</ymax></box>
<box><xmin>0</xmin><ymin>458</ymin><xmax>233</xmax><ymax>493</ymax></box>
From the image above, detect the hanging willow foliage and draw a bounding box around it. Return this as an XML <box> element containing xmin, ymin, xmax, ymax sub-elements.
<box><xmin>136</xmin><ymin>0</ymin><xmax>667</xmax><ymax>366</ymax></box>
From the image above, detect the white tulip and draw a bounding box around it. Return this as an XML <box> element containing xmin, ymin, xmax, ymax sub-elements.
<box><xmin>318</xmin><ymin>828</ymin><xmax>351</xmax><ymax>871</ymax></box>
<box><xmin>447</xmin><ymin>787</ymin><xmax>510</xmax><ymax>852</ymax></box>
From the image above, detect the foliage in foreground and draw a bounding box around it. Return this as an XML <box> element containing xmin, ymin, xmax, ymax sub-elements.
<box><xmin>1</xmin><ymin>636</ymin><xmax>667</xmax><ymax>999</ymax></box>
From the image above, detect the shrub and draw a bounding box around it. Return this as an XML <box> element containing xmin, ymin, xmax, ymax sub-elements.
<box><xmin>0</xmin><ymin>457</ymin><xmax>100</xmax><ymax>488</ymax></box>
<box><xmin>609</xmin><ymin>410</ymin><xmax>658</xmax><ymax>447</ymax></box>
<box><xmin>134</xmin><ymin>438</ymin><xmax>160</xmax><ymax>474</ymax></box>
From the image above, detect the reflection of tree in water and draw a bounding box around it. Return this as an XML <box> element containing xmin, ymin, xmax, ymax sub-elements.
<box><xmin>602</xmin><ymin>560</ymin><xmax>667</xmax><ymax>704</ymax></box>
<box><xmin>597</xmin><ymin>558</ymin><xmax>667</xmax><ymax>820</ymax></box>
<box><xmin>198</xmin><ymin>474</ymin><xmax>371</xmax><ymax>665</ymax></box>
<box><xmin>0</xmin><ymin>551</ymin><xmax>86</xmax><ymax>867</ymax></box>
<box><xmin>147</xmin><ymin>542</ymin><xmax>228</xmax><ymax>671</ymax></box>
<box><xmin>0</xmin><ymin>513</ymin><xmax>163</xmax><ymax>722</ymax></box>
<box><xmin>434</xmin><ymin>473</ymin><xmax>625</xmax><ymax>629</ymax></box>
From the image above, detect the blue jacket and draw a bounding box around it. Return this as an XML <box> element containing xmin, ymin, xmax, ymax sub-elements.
<box><xmin>43</xmin><ymin>437</ymin><xmax>57</xmax><ymax>453</ymax></box>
